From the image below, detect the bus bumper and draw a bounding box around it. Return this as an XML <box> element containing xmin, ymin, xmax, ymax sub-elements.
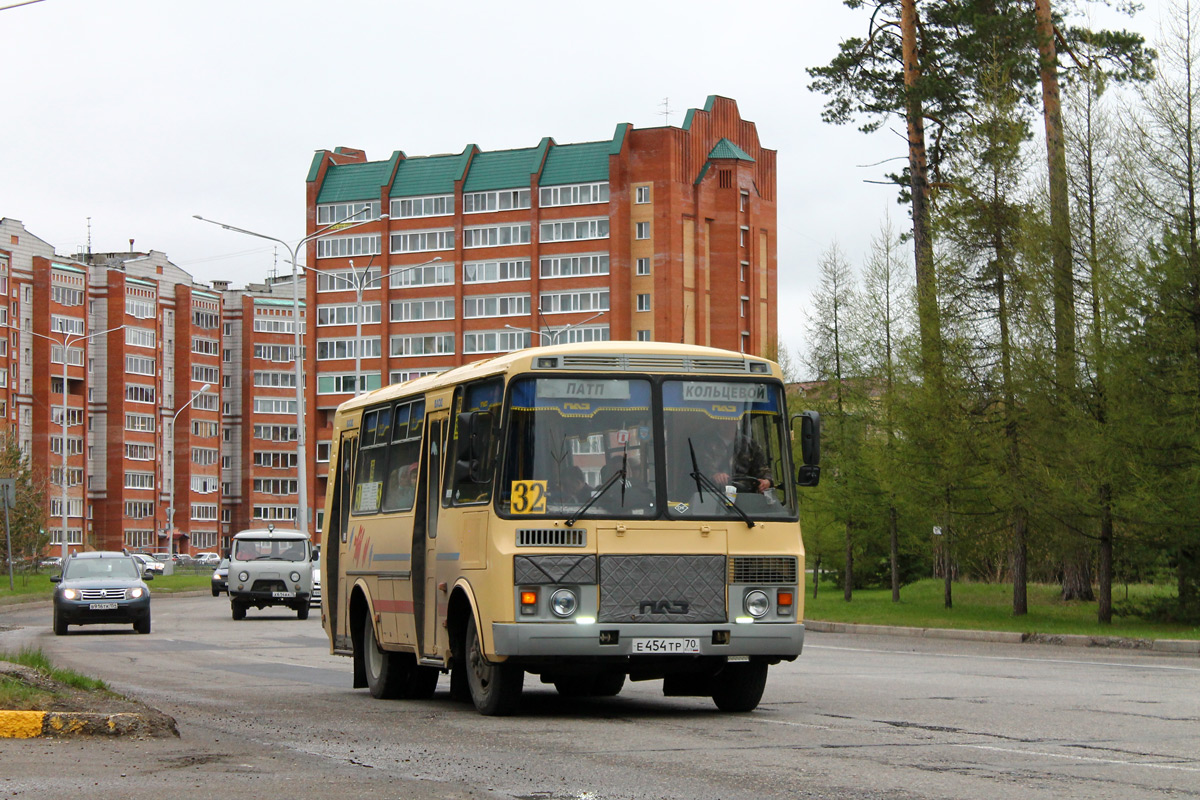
<box><xmin>491</xmin><ymin>621</ymin><xmax>804</xmax><ymax>658</ymax></box>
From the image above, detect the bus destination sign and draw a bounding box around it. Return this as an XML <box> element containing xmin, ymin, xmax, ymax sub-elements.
<box><xmin>537</xmin><ymin>379</ymin><xmax>632</xmax><ymax>400</ymax></box>
<box><xmin>681</xmin><ymin>382</ymin><xmax>768</xmax><ymax>403</ymax></box>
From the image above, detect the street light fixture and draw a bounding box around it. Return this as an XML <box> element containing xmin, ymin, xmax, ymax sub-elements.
<box><xmin>505</xmin><ymin>310</ymin><xmax>607</xmax><ymax>346</ymax></box>
<box><xmin>164</xmin><ymin>382</ymin><xmax>210</xmax><ymax>560</ymax></box>
<box><xmin>194</xmin><ymin>208</ymin><xmax>387</xmax><ymax>537</ymax></box>
<box><xmin>5</xmin><ymin>323</ymin><xmax>126</xmax><ymax>561</ymax></box>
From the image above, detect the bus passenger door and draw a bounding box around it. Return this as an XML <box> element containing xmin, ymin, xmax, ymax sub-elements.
<box><xmin>422</xmin><ymin>415</ymin><xmax>447</xmax><ymax>658</ymax></box>
<box><xmin>330</xmin><ymin>432</ymin><xmax>357</xmax><ymax>649</ymax></box>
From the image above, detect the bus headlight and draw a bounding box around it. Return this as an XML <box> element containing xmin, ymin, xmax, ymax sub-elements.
<box><xmin>744</xmin><ymin>590</ymin><xmax>770</xmax><ymax>619</ymax></box>
<box><xmin>550</xmin><ymin>588</ymin><xmax>578</xmax><ymax>618</ymax></box>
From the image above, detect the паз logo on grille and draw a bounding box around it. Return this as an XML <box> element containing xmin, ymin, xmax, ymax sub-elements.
<box><xmin>639</xmin><ymin>600</ymin><xmax>690</xmax><ymax>614</ymax></box>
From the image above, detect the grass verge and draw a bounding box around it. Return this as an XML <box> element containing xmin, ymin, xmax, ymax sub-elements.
<box><xmin>0</xmin><ymin>647</ymin><xmax>110</xmax><ymax>710</ymax></box>
<box><xmin>805</xmin><ymin>578</ymin><xmax>1200</xmax><ymax>640</ymax></box>
<box><xmin>0</xmin><ymin>572</ymin><xmax>212</xmax><ymax>603</ymax></box>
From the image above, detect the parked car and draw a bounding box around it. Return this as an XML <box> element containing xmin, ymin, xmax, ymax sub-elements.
<box><xmin>51</xmin><ymin>551</ymin><xmax>152</xmax><ymax>635</ymax></box>
<box><xmin>211</xmin><ymin>558</ymin><xmax>229</xmax><ymax>597</ymax></box>
<box><xmin>131</xmin><ymin>553</ymin><xmax>165</xmax><ymax>575</ymax></box>
<box><xmin>310</xmin><ymin>553</ymin><xmax>321</xmax><ymax>608</ymax></box>
<box><xmin>39</xmin><ymin>556</ymin><xmax>62</xmax><ymax>569</ymax></box>
<box><xmin>195</xmin><ymin>552</ymin><xmax>221</xmax><ymax>567</ymax></box>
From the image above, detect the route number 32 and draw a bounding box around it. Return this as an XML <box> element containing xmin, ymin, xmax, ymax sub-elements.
<box><xmin>510</xmin><ymin>480</ymin><xmax>548</xmax><ymax>514</ymax></box>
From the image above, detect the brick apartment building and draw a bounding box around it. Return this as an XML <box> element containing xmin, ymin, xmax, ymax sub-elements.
<box><xmin>0</xmin><ymin>94</ymin><xmax>777</xmax><ymax>553</ymax></box>
<box><xmin>301</xmin><ymin>94</ymin><xmax>778</xmax><ymax>519</ymax></box>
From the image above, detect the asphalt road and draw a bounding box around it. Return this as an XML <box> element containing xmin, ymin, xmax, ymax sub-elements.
<box><xmin>1</xmin><ymin>593</ymin><xmax>1198</xmax><ymax>800</ymax></box>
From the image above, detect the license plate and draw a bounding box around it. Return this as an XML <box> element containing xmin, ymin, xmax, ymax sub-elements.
<box><xmin>272</xmin><ymin>591</ymin><xmax>295</xmax><ymax>598</ymax></box>
<box><xmin>88</xmin><ymin>603</ymin><xmax>118</xmax><ymax>611</ymax></box>
<box><xmin>630</xmin><ymin>637</ymin><xmax>701</xmax><ymax>654</ymax></box>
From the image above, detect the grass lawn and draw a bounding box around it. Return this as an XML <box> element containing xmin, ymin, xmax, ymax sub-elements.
<box><xmin>804</xmin><ymin>578</ymin><xmax>1200</xmax><ymax>640</ymax></box>
<box><xmin>0</xmin><ymin>647</ymin><xmax>110</xmax><ymax>710</ymax></box>
<box><xmin>0</xmin><ymin>571</ymin><xmax>211</xmax><ymax>604</ymax></box>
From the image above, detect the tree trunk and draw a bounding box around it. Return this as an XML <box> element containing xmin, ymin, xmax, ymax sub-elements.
<box><xmin>890</xmin><ymin>505</ymin><xmax>900</xmax><ymax>602</ymax></box>
<box><xmin>1061</xmin><ymin>551</ymin><xmax>1095</xmax><ymax>601</ymax></box>
<box><xmin>1098</xmin><ymin>485</ymin><xmax>1113</xmax><ymax>623</ymax></box>
<box><xmin>813</xmin><ymin>553</ymin><xmax>821</xmax><ymax>599</ymax></box>
<box><xmin>1035</xmin><ymin>0</ymin><xmax>1076</xmax><ymax>394</ymax></box>
<box><xmin>844</xmin><ymin>520</ymin><xmax>853</xmax><ymax>602</ymax></box>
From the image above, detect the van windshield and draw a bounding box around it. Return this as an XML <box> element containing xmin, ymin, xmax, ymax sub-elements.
<box><xmin>233</xmin><ymin>539</ymin><xmax>308</xmax><ymax>562</ymax></box>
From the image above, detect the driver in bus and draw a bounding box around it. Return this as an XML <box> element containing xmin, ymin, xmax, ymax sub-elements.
<box><xmin>698</xmin><ymin>418</ymin><xmax>773</xmax><ymax>493</ymax></box>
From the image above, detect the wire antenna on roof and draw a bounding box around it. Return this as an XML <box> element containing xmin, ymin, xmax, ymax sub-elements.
<box><xmin>269</xmin><ymin>246</ymin><xmax>278</xmax><ymax>283</ymax></box>
<box><xmin>659</xmin><ymin>97</ymin><xmax>674</xmax><ymax>127</ymax></box>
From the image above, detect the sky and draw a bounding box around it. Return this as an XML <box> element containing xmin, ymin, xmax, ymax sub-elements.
<box><xmin>1</xmin><ymin>0</ymin><xmax>1170</xmax><ymax>367</ymax></box>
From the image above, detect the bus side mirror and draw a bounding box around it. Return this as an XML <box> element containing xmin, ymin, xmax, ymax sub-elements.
<box><xmin>792</xmin><ymin>410</ymin><xmax>821</xmax><ymax>487</ymax></box>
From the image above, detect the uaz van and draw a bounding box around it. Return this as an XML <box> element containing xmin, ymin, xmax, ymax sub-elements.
<box><xmin>227</xmin><ymin>527</ymin><xmax>314</xmax><ymax>620</ymax></box>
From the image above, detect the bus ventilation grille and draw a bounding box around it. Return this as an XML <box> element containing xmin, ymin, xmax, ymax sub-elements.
<box><xmin>558</xmin><ymin>354</ymin><xmax>756</xmax><ymax>374</ymax></box>
<box><xmin>729</xmin><ymin>556</ymin><xmax>799</xmax><ymax>585</ymax></box>
<box><xmin>516</xmin><ymin>528</ymin><xmax>587</xmax><ymax>548</ymax></box>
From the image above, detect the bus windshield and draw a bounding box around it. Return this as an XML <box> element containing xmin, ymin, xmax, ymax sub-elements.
<box><xmin>498</xmin><ymin>377</ymin><xmax>794</xmax><ymax>520</ymax></box>
<box><xmin>500</xmin><ymin>377</ymin><xmax>657</xmax><ymax>518</ymax></box>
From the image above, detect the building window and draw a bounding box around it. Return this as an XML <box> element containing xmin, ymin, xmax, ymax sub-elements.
<box><xmin>316</xmin><ymin>338</ymin><xmax>381</xmax><ymax>360</ymax></box>
<box><xmin>389</xmin><ymin>333</ymin><xmax>455</xmax><ymax>358</ymax></box>
<box><xmin>635</xmin><ymin>186</ymin><xmax>650</xmax><ymax>204</ymax></box>
<box><xmin>463</xmin><ymin>259</ymin><xmax>531</xmax><ymax>284</ymax></box>
<box><xmin>253</xmin><ymin>398</ymin><xmax>298</xmax><ymax>415</ymax></box>
<box><xmin>316</xmin><ymin>233</ymin><xmax>382</xmax><ymax>259</ymax></box>
<box><xmin>539</xmin><ymin>254</ymin><xmax>609</xmax><ymax>278</ymax></box>
<box><xmin>541</xmin><ymin>325</ymin><xmax>609</xmax><ymax>344</ymax></box>
<box><xmin>316</xmin><ymin>442</ymin><xmax>331</xmax><ymax>463</ymax></box>
<box><xmin>740</xmin><ymin>191</ymin><xmax>749</xmax><ymax>211</ymax></box>
<box><xmin>463</xmin><ymin>189</ymin><xmax>531</xmax><ymax>213</ymax></box>
<box><xmin>391</xmin><ymin>195</ymin><xmax>454</xmax><ymax>219</ymax></box>
<box><xmin>740</xmin><ymin>226</ymin><xmax>749</xmax><ymax>247</ymax></box>
<box><xmin>124</xmin><ymin>472</ymin><xmax>156</xmax><ymax>490</ymax></box>
<box><xmin>636</xmin><ymin>257</ymin><xmax>650</xmax><ymax>276</ymax></box>
<box><xmin>51</xmin><ymin>315</ymin><xmax>85</xmax><ymax>335</ymax></box>
<box><xmin>741</xmin><ymin>297</ymin><xmax>749</xmax><ymax>318</ymax></box>
<box><xmin>539</xmin><ymin>290</ymin><xmax>609</xmax><ymax>314</ymax></box>
<box><xmin>389</xmin><ymin>229</ymin><xmax>454</xmax><ymax>254</ymax></box>
<box><xmin>125</xmin><ymin>355</ymin><xmax>156</xmax><ymax>376</ymax></box>
<box><xmin>539</xmin><ymin>182</ymin><xmax>609</xmax><ymax>208</ymax></box>
<box><xmin>316</xmin><ymin>201</ymin><xmax>381</xmax><ymax>225</ymax></box>
<box><xmin>636</xmin><ymin>294</ymin><xmax>651</xmax><ymax>312</ymax></box>
<box><xmin>316</xmin><ymin>373</ymin><xmax>382</xmax><ymax>394</ymax></box>
<box><xmin>463</xmin><ymin>329</ymin><xmax>529</xmax><ymax>355</ymax></box>
<box><xmin>317</xmin><ymin>304</ymin><xmax>381</xmax><ymax>326</ymax></box>
<box><xmin>126</xmin><ymin>327</ymin><xmax>155</xmax><ymax>348</ymax></box>
<box><xmin>463</xmin><ymin>224</ymin><xmax>531</xmax><ymax>249</ymax></box>
<box><xmin>637</xmin><ymin>330</ymin><xmax>651</xmax><ymax>342</ymax></box>
<box><xmin>463</xmin><ymin>294</ymin><xmax>530</xmax><ymax>319</ymax></box>
<box><xmin>192</xmin><ymin>337</ymin><xmax>219</xmax><ymax>356</ymax></box>
<box><xmin>540</xmin><ymin>218</ymin><xmax>610</xmax><ymax>242</ymax></box>
<box><xmin>389</xmin><ymin>298</ymin><xmax>455</xmax><ymax>323</ymax></box>
<box><xmin>388</xmin><ymin>262</ymin><xmax>455</xmax><ymax>288</ymax></box>
<box><xmin>635</xmin><ymin>222</ymin><xmax>650</xmax><ymax>240</ymax></box>
<box><xmin>740</xmin><ymin>261</ymin><xmax>749</xmax><ymax>282</ymax></box>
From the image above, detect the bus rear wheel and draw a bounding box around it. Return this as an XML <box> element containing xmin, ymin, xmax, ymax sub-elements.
<box><xmin>711</xmin><ymin>661</ymin><xmax>768</xmax><ymax>712</ymax></box>
<box><xmin>465</xmin><ymin>614</ymin><xmax>522</xmax><ymax>716</ymax></box>
<box><xmin>363</xmin><ymin>616</ymin><xmax>405</xmax><ymax>699</ymax></box>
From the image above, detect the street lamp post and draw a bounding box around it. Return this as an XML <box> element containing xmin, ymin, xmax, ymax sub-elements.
<box><xmin>164</xmin><ymin>382</ymin><xmax>211</xmax><ymax>560</ymax></box>
<box><xmin>335</xmin><ymin>256</ymin><xmax>443</xmax><ymax>396</ymax></box>
<box><xmin>12</xmin><ymin>324</ymin><xmax>126</xmax><ymax>562</ymax></box>
<box><xmin>195</xmin><ymin>209</ymin><xmax>386</xmax><ymax>537</ymax></box>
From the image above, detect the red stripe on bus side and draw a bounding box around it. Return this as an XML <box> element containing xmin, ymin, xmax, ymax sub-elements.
<box><xmin>375</xmin><ymin>600</ymin><xmax>414</xmax><ymax>614</ymax></box>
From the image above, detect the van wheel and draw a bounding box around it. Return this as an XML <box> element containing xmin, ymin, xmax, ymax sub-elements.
<box><xmin>464</xmin><ymin>613</ymin><xmax>522</xmax><ymax>716</ymax></box>
<box><xmin>231</xmin><ymin>601</ymin><xmax>246</xmax><ymax>621</ymax></box>
<box><xmin>363</xmin><ymin>616</ymin><xmax>405</xmax><ymax>699</ymax></box>
<box><xmin>297</xmin><ymin>604</ymin><xmax>309</xmax><ymax>621</ymax></box>
<box><xmin>711</xmin><ymin>661</ymin><xmax>768</xmax><ymax>712</ymax></box>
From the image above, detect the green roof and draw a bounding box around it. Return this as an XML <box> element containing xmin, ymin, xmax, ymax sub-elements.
<box><xmin>390</xmin><ymin>149</ymin><xmax>472</xmax><ymax>198</ymax></box>
<box><xmin>540</xmin><ymin>140</ymin><xmax>610</xmax><ymax>186</ymax></box>
<box><xmin>681</xmin><ymin>95</ymin><xmax>717</xmax><ymax>131</ymax></box>
<box><xmin>315</xmin><ymin>153</ymin><xmax>399</xmax><ymax>204</ymax></box>
<box><xmin>462</xmin><ymin>145</ymin><xmax>543</xmax><ymax>192</ymax></box>
<box><xmin>254</xmin><ymin>297</ymin><xmax>304</xmax><ymax>308</ymax></box>
<box><xmin>708</xmin><ymin>138</ymin><xmax>755</xmax><ymax>162</ymax></box>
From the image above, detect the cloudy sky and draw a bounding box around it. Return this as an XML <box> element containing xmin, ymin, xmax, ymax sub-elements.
<box><xmin>2</xmin><ymin>0</ymin><xmax>1167</xmax><ymax>366</ymax></box>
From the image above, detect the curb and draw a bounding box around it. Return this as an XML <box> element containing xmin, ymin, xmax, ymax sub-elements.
<box><xmin>0</xmin><ymin>710</ymin><xmax>164</xmax><ymax>738</ymax></box>
<box><xmin>805</xmin><ymin>620</ymin><xmax>1200</xmax><ymax>654</ymax></box>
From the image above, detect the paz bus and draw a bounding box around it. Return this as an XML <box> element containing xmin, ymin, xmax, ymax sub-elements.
<box><xmin>320</xmin><ymin>341</ymin><xmax>820</xmax><ymax>715</ymax></box>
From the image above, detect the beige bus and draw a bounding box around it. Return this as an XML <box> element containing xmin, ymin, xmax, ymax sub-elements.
<box><xmin>320</xmin><ymin>341</ymin><xmax>820</xmax><ymax>715</ymax></box>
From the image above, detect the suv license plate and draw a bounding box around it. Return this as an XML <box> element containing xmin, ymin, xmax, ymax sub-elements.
<box><xmin>89</xmin><ymin>603</ymin><xmax>118</xmax><ymax>611</ymax></box>
<box><xmin>272</xmin><ymin>591</ymin><xmax>295</xmax><ymax>598</ymax></box>
<box><xmin>631</xmin><ymin>637</ymin><xmax>701</xmax><ymax>654</ymax></box>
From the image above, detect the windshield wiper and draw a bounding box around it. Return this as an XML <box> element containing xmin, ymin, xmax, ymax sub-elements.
<box><xmin>565</xmin><ymin>445</ymin><xmax>627</xmax><ymax>527</ymax></box>
<box><xmin>687</xmin><ymin>438</ymin><xmax>755</xmax><ymax>529</ymax></box>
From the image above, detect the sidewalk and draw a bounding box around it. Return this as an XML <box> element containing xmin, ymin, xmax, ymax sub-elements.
<box><xmin>804</xmin><ymin>619</ymin><xmax>1200</xmax><ymax>654</ymax></box>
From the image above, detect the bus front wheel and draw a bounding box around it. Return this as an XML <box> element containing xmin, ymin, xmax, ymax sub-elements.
<box><xmin>711</xmin><ymin>661</ymin><xmax>768</xmax><ymax>712</ymax></box>
<box><xmin>465</xmin><ymin>614</ymin><xmax>522</xmax><ymax>716</ymax></box>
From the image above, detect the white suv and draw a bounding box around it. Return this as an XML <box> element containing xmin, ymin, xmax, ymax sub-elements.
<box><xmin>227</xmin><ymin>527</ymin><xmax>314</xmax><ymax>620</ymax></box>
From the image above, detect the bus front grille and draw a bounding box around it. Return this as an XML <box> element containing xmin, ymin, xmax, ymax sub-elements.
<box><xmin>598</xmin><ymin>555</ymin><xmax>727</xmax><ymax>623</ymax></box>
<box><xmin>516</xmin><ymin>528</ymin><xmax>587</xmax><ymax>547</ymax></box>
<box><xmin>729</xmin><ymin>556</ymin><xmax>799</xmax><ymax>585</ymax></box>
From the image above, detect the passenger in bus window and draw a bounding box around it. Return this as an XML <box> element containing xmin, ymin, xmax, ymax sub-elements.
<box><xmin>557</xmin><ymin>465</ymin><xmax>591</xmax><ymax>505</ymax></box>
<box><xmin>386</xmin><ymin>462</ymin><xmax>418</xmax><ymax>511</ymax></box>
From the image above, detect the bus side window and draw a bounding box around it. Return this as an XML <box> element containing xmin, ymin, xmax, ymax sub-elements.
<box><xmin>447</xmin><ymin>378</ymin><xmax>502</xmax><ymax>505</ymax></box>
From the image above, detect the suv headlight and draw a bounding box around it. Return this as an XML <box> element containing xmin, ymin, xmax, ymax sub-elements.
<box><xmin>62</xmin><ymin>588</ymin><xmax>79</xmax><ymax>601</ymax></box>
<box><xmin>129</xmin><ymin>587</ymin><xmax>145</xmax><ymax>599</ymax></box>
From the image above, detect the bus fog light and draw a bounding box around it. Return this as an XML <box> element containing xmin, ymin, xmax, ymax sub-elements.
<box><xmin>520</xmin><ymin>589</ymin><xmax>538</xmax><ymax>615</ymax></box>
<box><xmin>550</xmin><ymin>588</ymin><xmax>578</xmax><ymax>618</ymax></box>
<box><xmin>744</xmin><ymin>590</ymin><xmax>770</xmax><ymax>618</ymax></box>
